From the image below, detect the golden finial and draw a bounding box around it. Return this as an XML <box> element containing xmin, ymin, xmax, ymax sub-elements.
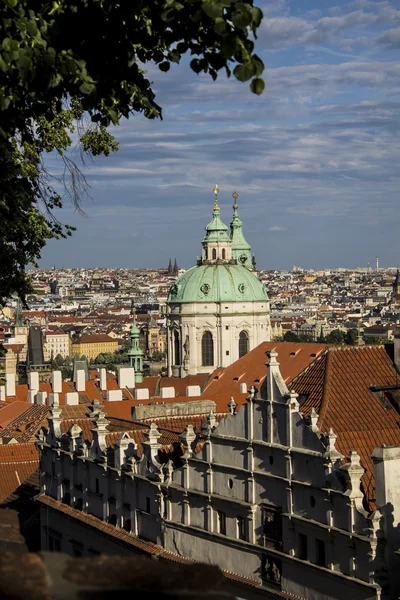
<box><xmin>232</xmin><ymin>191</ymin><xmax>239</xmax><ymax>210</ymax></box>
<box><xmin>213</xmin><ymin>184</ymin><xmax>220</xmax><ymax>210</ymax></box>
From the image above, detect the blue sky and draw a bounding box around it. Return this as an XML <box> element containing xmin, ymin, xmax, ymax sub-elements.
<box><xmin>40</xmin><ymin>0</ymin><xmax>400</xmax><ymax>271</ymax></box>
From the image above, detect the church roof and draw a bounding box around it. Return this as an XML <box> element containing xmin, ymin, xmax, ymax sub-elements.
<box><xmin>168</xmin><ymin>263</ymin><xmax>268</xmax><ymax>303</ymax></box>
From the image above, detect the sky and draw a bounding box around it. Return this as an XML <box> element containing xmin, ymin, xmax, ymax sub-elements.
<box><xmin>40</xmin><ymin>0</ymin><xmax>400</xmax><ymax>271</ymax></box>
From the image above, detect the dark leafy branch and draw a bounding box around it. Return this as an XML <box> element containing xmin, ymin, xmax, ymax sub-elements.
<box><xmin>0</xmin><ymin>0</ymin><xmax>264</xmax><ymax>307</ymax></box>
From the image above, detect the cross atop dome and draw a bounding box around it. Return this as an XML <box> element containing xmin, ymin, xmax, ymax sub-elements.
<box><xmin>232</xmin><ymin>191</ymin><xmax>239</xmax><ymax>211</ymax></box>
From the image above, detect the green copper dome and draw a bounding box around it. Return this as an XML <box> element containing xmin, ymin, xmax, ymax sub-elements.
<box><xmin>168</xmin><ymin>263</ymin><xmax>268</xmax><ymax>303</ymax></box>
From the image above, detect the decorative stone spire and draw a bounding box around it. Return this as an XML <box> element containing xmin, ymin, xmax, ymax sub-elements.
<box><xmin>179</xmin><ymin>424</ymin><xmax>196</xmax><ymax>457</ymax></box>
<box><xmin>340</xmin><ymin>451</ymin><xmax>365</xmax><ymax>499</ymax></box>
<box><xmin>230</xmin><ymin>191</ymin><xmax>253</xmax><ymax>269</ymax></box>
<box><xmin>127</xmin><ymin>308</ymin><xmax>144</xmax><ymax>383</ymax></box>
<box><xmin>228</xmin><ymin>397</ymin><xmax>237</xmax><ymax>415</ymax></box>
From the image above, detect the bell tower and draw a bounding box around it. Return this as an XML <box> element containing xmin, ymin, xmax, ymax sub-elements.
<box><xmin>230</xmin><ymin>192</ymin><xmax>253</xmax><ymax>269</ymax></box>
<box><xmin>201</xmin><ymin>184</ymin><xmax>232</xmax><ymax>264</ymax></box>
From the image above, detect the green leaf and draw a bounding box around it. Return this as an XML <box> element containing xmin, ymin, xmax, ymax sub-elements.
<box><xmin>251</xmin><ymin>6</ymin><xmax>263</xmax><ymax>27</ymax></box>
<box><xmin>233</xmin><ymin>61</ymin><xmax>255</xmax><ymax>82</ymax></box>
<box><xmin>220</xmin><ymin>33</ymin><xmax>237</xmax><ymax>59</ymax></box>
<box><xmin>214</xmin><ymin>17</ymin><xmax>226</xmax><ymax>34</ymax></box>
<box><xmin>190</xmin><ymin>58</ymin><xmax>204</xmax><ymax>74</ymax></box>
<box><xmin>4</xmin><ymin>0</ymin><xmax>18</xmax><ymax>7</ymax></box>
<box><xmin>250</xmin><ymin>77</ymin><xmax>264</xmax><ymax>95</ymax></box>
<box><xmin>158</xmin><ymin>61</ymin><xmax>170</xmax><ymax>72</ymax></box>
<box><xmin>79</xmin><ymin>82</ymin><xmax>95</xmax><ymax>95</ymax></box>
<box><xmin>27</xmin><ymin>20</ymin><xmax>38</xmax><ymax>36</ymax></box>
<box><xmin>202</xmin><ymin>2</ymin><xmax>223</xmax><ymax>19</ymax></box>
<box><xmin>251</xmin><ymin>54</ymin><xmax>264</xmax><ymax>77</ymax></box>
<box><xmin>231</xmin><ymin>9</ymin><xmax>252</xmax><ymax>29</ymax></box>
<box><xmin>208</xmin><ymin>52</ymin><xmax>225</xmax><ymax>70</ymax></box>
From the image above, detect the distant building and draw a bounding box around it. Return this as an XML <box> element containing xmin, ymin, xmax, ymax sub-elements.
<box><xmin>44</xmin><ymin>330</ymin><xmax>70</xmax><ymax>360</ymax></box>
<box><xmin>71</xmin><ymin>334</ymin><xmax>118</xmax><ymax>360</ymax></box>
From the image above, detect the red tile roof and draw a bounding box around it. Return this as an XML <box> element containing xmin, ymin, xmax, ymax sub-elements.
<box><xmin>204</xmin><ymin>342</ymin><xmax>328</xmax><ymax>398</ymax></box>
<box><xmin>73</xmin><ymin>334</ymin><xmax>117</xmax><ymax>344</ymax></box>
<box><xmin>0</xmin><ymin>444</ymin><xmax>39</xmax><ymax>502</ymax></box>
<box><xmin>292</xmin><ymin>345</ymin><xmax>400</xmax><ymax>510</ymax></box>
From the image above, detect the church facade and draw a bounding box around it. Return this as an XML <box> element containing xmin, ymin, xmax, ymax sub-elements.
<box><xmin>166</xmin><ymin>187</ymin><xmax>270</xmax><ymax>377</ymax></box>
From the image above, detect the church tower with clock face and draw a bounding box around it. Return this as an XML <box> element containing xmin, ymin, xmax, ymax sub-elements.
<box><xmin>166</xmin><ymin>187</ymin><xmax>271</xmax><ymax>378</ymax></box>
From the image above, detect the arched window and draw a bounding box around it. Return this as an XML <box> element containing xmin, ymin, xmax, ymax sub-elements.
<box><xmin>108</xmin><ymin>514</ymin><xmax>117</xmax><ymax>526</ymax></box>
<box><xmin>212</xmin><ymin>248</ymin><xmax>217</xmax><ymax>260</ymax></box>
<box><xmin>222</xmin><ymin>248</ymin><xmax>226</xmax><ymax>260</ymax></box>
<box><xmin>202</xmin><ymin>331</ymin><xmax>214</xmax><ymax>366</ymax></box>
<box><xmin>239</xmin><ymin>331</ymin><xmax>249</xmax><ymax>359</ymax></box>
<box><xmin>174</xmin><ymin>330</ymin><xmax>181</xmax><ymax>365</ymax></box>
<box><xmin>123</xmin><ymin>518</ymin><xmax>132</xmax><ymax>533</ymax></box>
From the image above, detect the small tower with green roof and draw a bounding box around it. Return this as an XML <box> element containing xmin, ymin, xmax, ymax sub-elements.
<box><xmin>230</xmin><ymin>192</ymin><xmax>253</xmax><ymax>269</ymax></box>
<box><xmin>201</xmin><ymin>184</ymin><xmax>232</xmax><ymax>264</ymax></box>
<box><xmin>127</xmin><ymin>309</ymin><xmax>144</xmax><ymax>383</ymax></box>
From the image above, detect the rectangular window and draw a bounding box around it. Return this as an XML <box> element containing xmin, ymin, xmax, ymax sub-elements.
<box><xmin>217</xmin><ymin>511</ymin><xmax>226</xmax><ymax>535</ymax></box>
<box><xmin>48</xmin><ymin>533</ymin><xmax>62</xmax><ymax>552</ymax></box>
<box><xmin>298</xmin><ymin>533</ymin><xmax>307</xmax><ymax>560</ymax></box>
<box><xmin>225</xmin><ymin>325</ymin><xmax>229</xmax><ymax>330</ymax></box>
<box><xmin>226</xmin><ymin>350</ymin><xmax>229</xmax><ymax>356</ymax></box>
<box><xmin>237</xmin><ymin>516</ymin><xmax>246</xmax><ymax>541</ymax></box>
<box><xmin>263</xmin><ymin>505</ymin><xmax>282</xmax><ymax>548</ymax></box>
<box><xmin>315</xmin><ymin>539</ymin><xmax>326</xmax><ymax>567</ymax></box>
<box><xmin>146</xmin><ymin>496</ymin><xmax>151</xmax><ymax>514</ymax></box>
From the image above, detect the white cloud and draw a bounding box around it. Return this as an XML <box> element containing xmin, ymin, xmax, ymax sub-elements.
<box><xmin>375</xmin><ymin>27</ymin><xmax>400</xmax><ymax>49</ymax></box>
<box><xmin>268</xmin><ymin>225</ymin><xmax>287</xmax><ymax>231</ymax></box>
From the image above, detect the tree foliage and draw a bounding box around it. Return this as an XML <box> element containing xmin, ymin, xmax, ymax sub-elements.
<box><xmin>283</xmin><ymin>331</ymin><xmax>299</xmax><ymax>343</ymax></box>
<box><xmin>0</xmin><ymin>0</ymin><xmax>264</xmax><ymax>307</ymax></box>
<box><xmin>344</xmin><ymin>329</ymin><xmax>358</xmax><ymax>345</ymax></box>
<box><xmin>325</xmin><ymin>329</ymin><xmax>345</xmax><ymax>344</ymax></box>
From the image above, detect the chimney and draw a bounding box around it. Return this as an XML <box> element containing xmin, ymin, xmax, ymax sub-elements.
<box><xmin>28</xmin><ymin>390</ymin><xmax>36</xmax><ymax>403</ymax></box>
<box><xmin>5</xmin><ymin>374</ymin><xmax>16</xmax><ymax>397</ymax></box>
<box><xmin>49</xmin><ymin>392</ymin><xmax>59</xmax><ymax>406</ymax></box>
<box><xmin>99</xmin><ymin>368</ymin><xmax>107</xmax><ymax>391</ymax></box>
<box><xmin>106</xmin><ymin>389</ymin><xmax>123</xmax><ymax>402</ymax></box>
<box><xmin>76</xmin><ymin>369</ymin><xmax>85</xmax><ymax>393</ymax></box>
<box><xmin>160</xmin><ymin>387</ymin><xmax>175</xmax><ymax>399</ymax></box>
<box><xmin>186</xmin><ymin>385</ymin><xmax>201</xmax><ymax>397</ymax></box>
<box><xmin>36</xmin><ymin>391</ymin><xmax>47</xmax><ymax>405</ymax></box>
<box><xmin>0</xmin><ymin>386</ymin><xmax>5</xmax><ymax>402</ymax></box>
<box><xmin>65</xmin><ymin>392</ymin><xmax>79</xmax><ymax>405</ymax></box>
<box><xmin>51</xmin><ymin>370</ymin><xmax>62</xmax><ymax>394</ymax></box>
<box><xmin>118</xmin><ymin>367</ymin><xmax>135</xmax><ymax>389</ymax></box>
<box><xmin>134</xmin><ymin>388</ymin><xmax>149</xmax><ymax>400</ymax></box>
<box><xmin>28</xmin><ymin>371</ymin><xmax>40</xmax><ymax>393</ymax></box>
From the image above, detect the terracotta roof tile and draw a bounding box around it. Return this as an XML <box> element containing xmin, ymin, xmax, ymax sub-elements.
<box><xmin>0</xmin><ymin>443</ymin><xmax>39</xmax><ymax>502</ymax></box>
<box><xmin>204</xmin><ymin>342</ymin><xmax>328</xmax><ymax>398</ymax></box>
<box><xmin>292</xmin><ymin>345</ymin><xmax>400</xmax><ymax>510</ymax></box>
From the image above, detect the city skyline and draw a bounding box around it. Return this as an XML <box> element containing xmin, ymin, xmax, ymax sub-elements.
<box><xmin>39</xmin><ymin>0</ymin><xmax>400</xmax><ymax>270</ymax></box>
